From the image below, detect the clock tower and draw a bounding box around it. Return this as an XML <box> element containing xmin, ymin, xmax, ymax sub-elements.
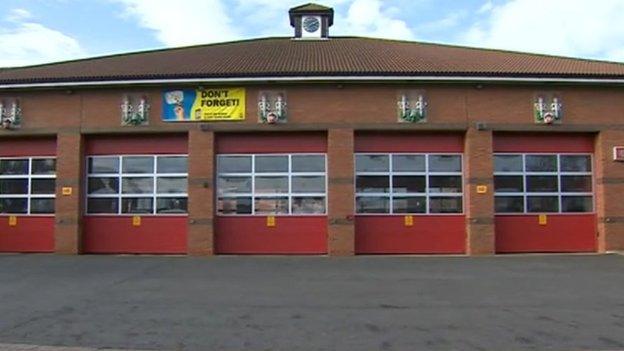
<box><xmin>289</xmin><ymin>3</ymin><xmax>334</xmax><ymax>40</ymax></box>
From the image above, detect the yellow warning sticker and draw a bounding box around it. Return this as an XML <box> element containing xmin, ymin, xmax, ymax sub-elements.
<box><xmin>404</xmin><ymin>215</ymin><xmax>414</xmax><ymax>227</ymax></box>
<box><xmin>267</xmin><ymin>216</ymin><xmax>276</xmax><ymax>227</ymax></box>
<box><xmin>132</xmin><ymin>216</ymin><xmax>141</xmax><ymax>227</ymax></box>
<box><xmin>8</xmin><ymin>216</ymin><xmax>17</xmax><ymax>226</ymax></box>
<box><xmin>538</xmin><ymin>214</ymin><xmax>547</xmax><ymax>225</ymax></box>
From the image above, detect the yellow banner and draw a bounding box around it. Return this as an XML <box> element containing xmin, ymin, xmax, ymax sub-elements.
<box><xmin>162</xmin><ymin>88</ymin><xmax>246</xmax><ymax>121</ymax></box>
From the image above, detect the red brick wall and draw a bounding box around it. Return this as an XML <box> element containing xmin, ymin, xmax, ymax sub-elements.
<box><xmin>0</xmin><ymin>83</ymin><xmax>623</xmax><ymax>254</ymax></box>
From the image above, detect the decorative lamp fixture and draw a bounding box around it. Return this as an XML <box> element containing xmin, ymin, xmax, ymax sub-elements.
<box><xmin>397</xmin><ymin>93</ymin><xmax>427</xmax><ymax>123</ymax></box>
<box><xmin>0</xmin><ymin>99</ymin><xmax>22</xmax><ymax>130</ymax></box>
<box><xmin>534</xmin><ymin>96</ymin><xmax>562</xmax><ymax>125</ymax></box>
<box><xmin>258</xmin><ymin>91</ymin><xmax>287</xmax><ymax>124</ymax></box>
<box><xmin>121</xmin><ymin>95</ymin><xmax>149</xmax><ymax>126</ymax></box>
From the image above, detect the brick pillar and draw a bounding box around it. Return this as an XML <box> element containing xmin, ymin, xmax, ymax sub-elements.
<box><xmin>464</xmin><ymin>127</ymin><xmax>495</xmax><ymax>255</ymax></box>
<box><xmin>595</xmin><ymin>130</ymin><xmax>624</xmax><ymax>252</ymax></box>
<box><xmin>187</xmin><ymin>129</ymin><xmax>215</xmax><ymax>255</ymax></box>
<box><xmin>327</xmin><ymin>128</ymin><xmax>355</xmax><ymax>255</ymax></box>
<box><xmin>54</xmin><ymin>132</ymin><xmax>83</xmax><ymax>254</ymax></box>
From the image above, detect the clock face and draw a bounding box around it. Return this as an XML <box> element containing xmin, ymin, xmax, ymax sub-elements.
<box><xmin>302</xmin><ymin>16</ymin><xmax>320</xmax><ymax>33</ymax></box>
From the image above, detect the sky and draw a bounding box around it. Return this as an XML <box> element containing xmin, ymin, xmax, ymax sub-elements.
<box><xmin>1</xmin><ymin>0</ymin><xmax>624</xmax><ymax>67</ymax></box>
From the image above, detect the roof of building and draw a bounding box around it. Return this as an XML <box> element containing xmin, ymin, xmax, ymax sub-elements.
<box><xmin>289</xmin><ymin>3</ymin><xmax>334</xmax><ymax>26</ymax></box>
<box><xmin>290</xmin><ymin>3</ymin><xmax>333</xmax><ymax>12</ymax></box>
<box><xmin>1</xmin><ymin>36</ymin><xmax>624</xmax><ymax>85</ymax></box>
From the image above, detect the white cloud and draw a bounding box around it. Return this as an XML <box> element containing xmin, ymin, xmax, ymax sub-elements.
<box><xmin>477</xmin><ymin>1</ymin><xmax>493</xmax><ymax>14</ymax></box>
<box><xmin>7</xmin><ymin>8</ymin><xmax>33</xmax><ymax>22</ymax></box>
<box><xmin>0</xmin><ymin>10</ymin><xmax>85</xmax><ymax>67</ymax></box>
<box><xmin>462</xmin><ymin>0</ymin><xmax>624</xmax><ymax>62</ymax></box>
<box><xmin>114</xmin><ymin>0</ymin><xmax>241</xmax><ymax>46</ymax></box>
<box><xmin>417</xmin><ymin>11</ymin><xmax>466</xmax><ymax>34</ymax></box>
<box><xmin>114</xmin><ymin>0</ymin><xmax>414</xmax><ymax>46</ymax></box>
<box><xmin>336</xmin><ymin>0</ymin><xmax>414</xmax><ymax>40</ymax></box>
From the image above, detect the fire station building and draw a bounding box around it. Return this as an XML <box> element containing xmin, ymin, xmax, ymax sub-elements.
<box><xmin>1</xmin><ymin>4</ymin><xmax>624</xmax><ymax>256</ymax></box>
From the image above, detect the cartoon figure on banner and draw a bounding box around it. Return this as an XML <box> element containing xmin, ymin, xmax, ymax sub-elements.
<box><xmin>534</xmin><ymin>96</ymin><xmax>562</xmax><ymax>125</ymax></box>
<box><xmin>121</xmin><ymin>95</ymin><xmax>149</xmax><ymax>126</ymax></box>
<box><xmin>0</xmin><ymin>99</ymin><xmax>22</xmax><ymax>130</ymax></box>
<box><xmin>258</xmin><ymin>91</ymin><xmax>287</xmax><ymax>124</ymax></box>
<box><xmin>397</xmin><ymin>93</ymin><xmax>427</xmax><ymax>123</ymax></box>
<box><xmin>165</xmin><ymin>90</ymin><xmax>186</xmax><ymax>121</ymax></box>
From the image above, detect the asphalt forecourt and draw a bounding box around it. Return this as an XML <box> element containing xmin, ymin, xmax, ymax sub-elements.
<box><xmin>0</xmin><ymin>254</ymin><xmax>623</xmax><ymax>350</ymax></box>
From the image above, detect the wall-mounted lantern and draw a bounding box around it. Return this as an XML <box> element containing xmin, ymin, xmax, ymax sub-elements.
<box><xmin>258</xmin><ymin>91</ymin><xmax>287</xmax><ymax>124</ymax></box>
<box><xmin>121</xmin><ymin>95</ymin><xmax>149</xmax><ymax>126</ymax></box>
<box><xmin>0</xmin><ymin>99</ymin><xmax>22</xmax><ymax>130</ymax></box>
<box><xmin>397</xmin><ymin>92</ymin><xmax>427</xmax><ymax>123</ymax></box>
<box><xmin>534</xmin><ymin>95</ymin><xmax>562</xmax><ymax>125</ymax></box>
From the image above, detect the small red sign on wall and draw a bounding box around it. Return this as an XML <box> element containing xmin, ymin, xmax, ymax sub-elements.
<box><xmin>614</xmin><ymin>147</ymin><xmax>624</xmax><ymax>161</ymax></box>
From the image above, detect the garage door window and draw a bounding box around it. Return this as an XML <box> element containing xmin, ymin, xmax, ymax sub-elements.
<box><xmin>86</xmin><ymin>155</ymin><xmax>188</xmax><ymax>215</ymax></box>
<box><xmin>355</xmin><ymin>154</ymin><xmax>463</xmax><ymax>214</ymax></box>
<box><xmin>217</xmin><ymin>154</ymin><xmax>326</xmax><ymax>215</ymax></box>
<box><xmin>494</xmin><ymin>154</ymin><xmax>593</xmax><ymax>213</ymax></box>
<box><xmin>0</xmin><ymin>157</ymin><xmax>56</xmax><ymax>215</ymax></box>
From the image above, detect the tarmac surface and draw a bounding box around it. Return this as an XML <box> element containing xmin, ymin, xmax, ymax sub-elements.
<box><xmin>0</xmin><ymin>253</ymin><xmax>623</xmax><ymax>351</ymax></box>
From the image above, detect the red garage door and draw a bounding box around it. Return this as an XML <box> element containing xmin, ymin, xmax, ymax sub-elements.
<box><xmin>0</xmin><ymin>138</ymin><xmax>56</xmax><ymax>253</ymax></box>
<box><xmin>215</xmin><ymin>133</ymin><xmax>327</xmax><ymax>254</ymax></box>
<box><xmin>494</xmin><ymin>133</ymin><xmax>597</xmax><ymax>253</ymax></box>
<box><xmin>83</xmin><ymin>134</ymin><xmax>188</xmax><ymax>254</ymax></box>
<box><xmin>354</xmin><ymin>132</ymin><xmax>465</xmax><ymax>254</ymax></box>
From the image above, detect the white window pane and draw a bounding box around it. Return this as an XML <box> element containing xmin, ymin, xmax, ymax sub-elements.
<box><xmin>218</xmin><ymin>156</ymin><xmax>251</xmax><ymax>173</ymax></box>
<box><xmin>88</xmin><ymin>177</ymin><xmax>119</xmax><ymax>195</ymax></box>
<box><xmin>560</xmin><ymin>155</ymin><xmax>591</xmax><ymax>172</ymax></box>
<box><xmin>526</xmin><ymin>176</ymin><xmax>558</xmax><ymax>192</ymax></box>
<box><xmin>31</xmin><ymin>179</ymin><xmax>55</xmax><ymax>195</ymax></box>
<box><xmin>156</xmin><ymin>197</ymin><xmax>187</xmax><ymax>214</ymax></box>
<box><xmin>122</xmin><ymin>156</ymin><xmax>154</xmax><ymax>173</ymax></box>
<box><xmin>0</xmin><ymin>159</ymin><xmax>28</xmax><ymax>175</ymax></box>
<box><xmin>356</xmin><ymin>196</ymin><xmax>389</xmax><ymax>214</ymax></box>
<box><xmin>429</xmin><ymin>197</ymin><xmax>462</xmax><ymax>213</ymax></box>
<box><xmin>121</xmin><ymin>197</ymin><xmax>153</xmax><ymax>214</ymax></box>
<box><xmin>87</xmin><ymin>198</ymin><xmax>118</xmax><ymax>214</ymax></box>
<box><xmin>292</xmin><ymin>176</ymin><xmax>325</xmax><ymax>193</ymax></box>
<box><xmin>254</xmin><ymin>197</ymin><xmax>289</xmax><ymax>214</ymax></box>
<box><xmin>88</xmin><ymin>157</ymin><xmax>119</xmax><ymax>174</ymax></box>
<box><xmin>218</xmin><ymin>197</ymin><xmax>252</xmax><ymax>214</ymax></box>
<box><xmin>121</xmin><ymin>177</ymin><xmax>153</xmax><ymax>194</ymax></box>
<box><xmin>494</xmin><ymin>176</ymin><xmax>523</xmax><ymax>192</ymax></box>
<box><xmin>292</xmin><ymin>197</ymin><xmax>325</xmax><ymax>214</ymax></box>
<box><xmin>355</xmin><ymin>155</ymin><xmax>389</xmax><ymax>172</ymax></box>
<box><xmin>218</xmin><ymin>176</ymin><xmax>251</xmax><ymax>194</ymax></box>
<box><xmin>0</xmin><ymin>198</ymin><xmax>27</xmax><ymax>214</ymax></box>
<box><xmin>356</xmin><ymin>175</ymin><xmax>389</xmax><ymax>193</ymax></box>
<box><xmin>0</xmin><ymin>179</ymin><xmax>28</xmax><ymax>194</ymax></box>
<box><xmin>157</xmin><ymin>177</ymin><xmax>187</xmax><ymax>194</ymax></box>
<box><xmin>292</xmin><ymin>155</ymin><xmax>325</xmax><ymax>172</ymax></box>
<box><xmin>494</xmin><ymin>155</ymin><xmax>522</xmax><ymax>172</ymax></box>
<box><xmin>495</xmin><ymin>196</ymin><xmax>524</xmax><ymax>213</ymax></box>
<box><xmin>562</xmin><ymin>196</ymin><xmax>593</xmax><ymax>212</ymax></box>
<box><xmin>255</xmin><ymin>176</ymin><xmax>288</xmax><ymax>193</ymax></box>
<box><xmin>32</xmin><ymin>159</ymin><xmax>56</xmax><ymax>175</ymax></box>
<box><xmin>30</xmin><ymin>198</ymin><xmax>55</xmax><ymax>214</ymax></box>
<box><xmin>525</xmin><ymin>155</ymin><xmax>557</xmax><ymax>172</ymax></box>
<box><xmin>527</xmin><ymin>196</ymin><xmax>559</xmax><ymax>212</ymax></box>
<box><xmin>392</xmin><ymin>197</ymin><xmax>426</xmax><ymax>213</ymax></box>
<box><xmin>255</xmin><ymin>155</ymin><xmax>288</xmax><ymax>173</ymax></box>
<box><xmin>157</xmin><ymin>156</ymin><xmax>188</xmax><ymax>173</ymax></box>
<box><xmin>392</xmin><ymin>155</ymin><xmax>425</xmax><ymax>172</ymax></box>
<box><xmin>429</xmin><ymin>155</ymin><xmax>461</xmax><ymax>172</ymax></box>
